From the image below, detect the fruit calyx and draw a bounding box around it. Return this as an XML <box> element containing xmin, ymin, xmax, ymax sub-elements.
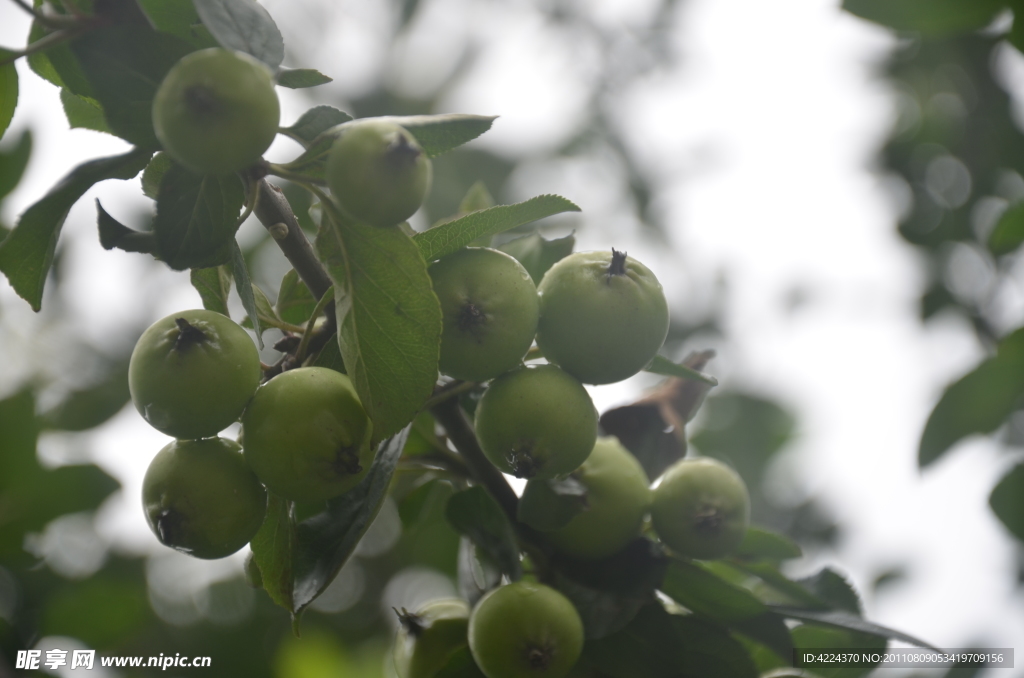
<box><xmin>332</xmin><ymin>445</ymin><xmax>363</xmax><ymax>476</ymax></box>
<box><xmin>526</xmin><ymin>643</ymin><xmax>555</xmax><ymax>670</ymax></box>
<box><xmin>506</xmin><ymin>444</ymin><xmax>540</xmax><ymax>478</ymax></box>
<box><xmin>607</xmin><ymin>248</ymin><xmax>628</xmax><ymax>278</ymax></box>
<box><xmin>386</xmin><ymin>132</ymin><xmax>423</xmax><ymax>167</ymax></box>
<box><xmin>694</xmin><ymin>505</ymin><xmax>725</xmax><ymax>536</ymax></box>
<box><xmin>173</xmin><ymin>318</ymin><xmax>207</xmax><ymax>351</ymax></box>
<box><xmin>457</xmin><ymin>301</ymin><xmax>488</xmax><ymax>337</ymax></box>
<box><xmin>394</xmin><ymin>607</ymin><xmax>425</xmax><ymax>636</ymax></box>
<box><xmin>184</xmin><ymin>85</ymin><xmax>219</xmax><ymax>116</ymax></box>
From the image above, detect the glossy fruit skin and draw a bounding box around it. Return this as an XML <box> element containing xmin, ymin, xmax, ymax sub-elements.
<box><xmin>542</xmin><ymin>437</ymin><xmax>651</xmax><ymax>560</ymax></box>
<box><xmin>326</xmin><ymin>120</ymin><xmax>432</xmax><ymax>227</ymax></box>
<box><xmin>536</xmin><ymin>250</ymin><xmax>669</xmax><ymax>385</ymax></box>
<box><xmin>152</xmin><ymin>48</ymin><xmax>280</xmax><ymax>175</ymax></box>
<box><xmin>468</xmin><ymin>581</ymin><xmax>584</xmax><ymax>678</ymax></box>
<box><xmin>129</xmin><ymin>309</ymin><xmax>261</xmax><ymax>440</ymax></box>
<box><xmin>394</xmin><ymin>599</ymin><xmax>485</xmax><ymax>678</ymax></box>
<box><xmin>242</xmin><ymin>367</ymin><xmax>373</xmax><ymax>502</ymax></box>
<box><xmin>651</xmin><ymin>457</ymin><xmax>750</xmax><ymax>560</ymax></box>
<box><xmin>474</xmin><ymin>365</ymin><xmax>597</xmax><ymax>479</ymax></box>
<box><xmin>142</xmin><ymin>437</ymin><xmax>267</xmax><ymax>559</ymax></box>
<box><xmin>430</xmin><ymin>248</ymin><xmax>539</xmax><ymax>382</ymax></box>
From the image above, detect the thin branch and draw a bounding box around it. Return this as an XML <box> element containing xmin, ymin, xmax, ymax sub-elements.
<box><xmin>421</xmin><ymin>380</ymin><xmax>479</xmax><ymax>411</ymax></box>
<box><xmin>7</xmin><ymin>0</ymin><xmax>75</xmax><ymax>28</ymax></box>
<box><xmin>295</xmin><ymin>287</ymin><xmax>334</xmax><ymax>364</ymax></box>
<box><xmin>431</xmin><ymin>398</ymin><xmax>519</xmax><ymax>520</ymax></box>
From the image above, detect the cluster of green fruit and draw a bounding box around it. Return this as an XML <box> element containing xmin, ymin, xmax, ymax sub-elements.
<box><xmin>130</xmin><ymin>310</ymin><xmax>374</xmax><ymax>559</ymax></box>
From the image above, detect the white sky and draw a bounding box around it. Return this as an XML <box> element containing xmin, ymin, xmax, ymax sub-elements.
<box><xmin>1</xmin><ymin>0</ymin><xmax>1022</xmax><ymax>662</ymax></box>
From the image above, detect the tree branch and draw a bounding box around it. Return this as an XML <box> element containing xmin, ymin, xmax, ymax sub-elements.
<box><xmin>431</xmin><ymin>398</ymin><xmax>519</xmax><ymax>520</ymax></box>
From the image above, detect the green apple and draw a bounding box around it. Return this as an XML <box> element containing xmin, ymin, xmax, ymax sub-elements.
<box><xmin>142</xmin><ymin>437</ymin><xmax>267</xmax><ymax>559</ymax></box>
<box><xmin>152</xmin><ymin>48</ymin><xmax>280</xmax><ymax>175</ymax></box>
<box><xmin>540</xmin><ymin>437</ymin><xmax>651</xmax><ymax>560</ymax></box>
<box><xmin>242</xmin><ymin>367</ymin><xmax>374</xmax><ymax>502</ymax></box>
<box><xmin>474</xmin><ymin>365</ymin><xmax>597</xmax><ymax>479</ymax></box>
<box><xmin>430</xmin><ymin>247</ymin><xmax>539</xmax><ymax>382</ymax></box>
<box><xmin>536</xmin><ymin>250</ymin><xmax>669</xmax><ymax>385</ymax></box>
<box><xmin>468</xmin><ymin>581</ymin><xmax>584</xmax><ymax>678</ymax></box>
<box><xmin>129</xmin><ymin>309</ymin><xmax>261</xmax><ymax>440</ymax></box>
<box><xmin>326</xmin><ymin>119</ymin><xmax>432</xmax><ymax>227</ymax></box>
<box><xmin>650</xmin><ymin>457</ymin><xmax>750</xmax><ymax>559</ymax></box>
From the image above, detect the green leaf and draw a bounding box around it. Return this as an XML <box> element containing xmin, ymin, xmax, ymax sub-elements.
<box><xmin>737</xmin><ymin>527</ymin><xmax>803</xmax><ymax>561</ymax></box>
<box><xmin>841</xmin><ymin>0</ymin><xmax>1003</xmax><ymax>37</ymax></box>
<box><xmin>282</xmin><ymin>106</ymin><xmax>353</xmax><ymax>148</ymax></box>
<box><xmin>791</xmin><ymin>624</ymin><xmax>884</xmax><ymax>678</ymax></box>
<box><xmin>988</xmin><ymin>202</ymin><xmax>1024</xmax><ymax>256</ymax></box>
<box><xmin>250</xmin><ymin>493</ymin><xmax>295</xmax><ymax>612</ymax></box>
<box><xmin>137</xmin><ymin>0</ymin><xmax>213</xmax><ymax>46</ymax></box>
<box><xmin>0</xmin><ymin>147</ymin><xmax>152</xmax><ymax>310</ymax></box>
<box><xmin>276</xmin><ymin>269</ymin><xmax>317</xmax><ymax>325</ymax></box>
<box><xmin>193</xmin><ymin>0</ymin><xmax>285</xmax><ymax>68</ymax></box>
<box><xmin>456</xmin><ymin>536</ymin><xmax>501</xmax><ymax>606</ymax></box>
<box><xmin>727</xmin><ymin>561</ymin><xmax>828</xmax><ymax>609</ymax></box>
<box><xmin>517</xmin><ymin>476</ymin><xmax>587</xmax><ymax>531</ymax></box>
<box><xmin>315</xmin><ymin>203</ymin><xmax>442</xmax><ymax>441</ymax></box>
<box><xmin>71</xmin><ymin>26</ymin><xmax>193</xmax><ymax>148</ymax></box>
<box><xmin>773</xmin><ymin>606</ymin><xmax>938</xmax><ymax>651</ymax></box>
<box><xmin>277</xmin><ymin>68</ymin><xmax>332</xmax><ymax>89</ymax></box>
<box><xmin>497</xmin><ymin>231</ymin><xmax>575</xmax><ymax>284</ymax></box>
<box><xmin>445</xmin><ymin>486</ymin><xmax>522</xmax><ymax>580</ymax></box>
<box><xmin>0</xmin><ymin>48</ymin><xmax>18</xmax><ymax>141</ymax></box>
<box><xmin>583</xmin><ymin>604</ymin><xmax>758</xmax><ymax>678</ymax></box>
<box><xmin>39</xmin><ymin>359</ymin><xmax>131</xmax><ymax>431</ymax></box>
<box><xmin>989</xmin><ymin>463</ymin><xmax>1024</xmax><ymax>542</ymax></box>
<box><xmin>43</xmin><ymin>576</ymin><xmax>151</xmax><ymax>649</ymax></box>
<box><xmin>919</xmin><ymin>328</ymin><xmax>1024</xmax><ymax>467</ymax></box>
<box><xmin>0</xmin><ymin>390</ymin><xmax>120</xmax><ymax>561</ymax></box>
<box><xmin>414</xmin><ymin>195</ymin><xmax>581</xmax><ymax>262</ymax></box>
<box><xmin>230</xmin><ymin>238</ymin><xmax>263</xmax><ymax>348</ymax></box>
<box><xmin>240</xmin><ymin>282</ymin><xmax>291</xmax><ymax>334</ymax></box>
<box><xmin>660</xmin><ymin>559</ymin><xmax>767</xmax><ymax>622</ymax></box>
<box><xmin>459</xmin><ymin>181</ymin><xmax>495</xmax><ymax>214</ymax></box>
<box><xmin>60</xmin><ymin>90</ymin><xmax>112</xmax><ymax>135</ymax></box>
<box><xmin>0</xmin><ymin>129</ymin><xmax>32</xmax><ymax>201</ymax></box>
<box><xmin>97</xmin><ymin>200</ymin><xmax>156</xmax><ymax>254</ymax></box>
<box><xmin>796</xmin><ymin>568</ymin><xmax>861</xmax><ymax>615</ymax></box>
<box><xmin>292</xmin><ymin>427</ymin><xmax>409</xmax><ymax>614</ymax></box>
<box><xmin>599</xmin><ymin>403</ymin><xmax>685</xmax><ymax>482</ymax></box>
<box><xmin>189</xmin><ymin>265</ymin><xmax>232</xmax><ymax>316</ymax></box>
<box><xmin>312</xmin><ymin>332</ymin><xmax>346</xmax><ymax>372</ymax></box>
<box><xmin>153</xmin><ymin>162</ymin><xmax>245</xmax><ymax>270</ymax></box>
<box><xmin>645</xmin><ymin>354</ymin><xmax>718</xmax><ymax>385</ymax></box>
<box><xmin>27</xmin><ymin>18</ymin><xmax>93</xmax><ymax>96</ymax></box>
<box><xmin>141</xmin><ymin>152</ymin><xmax>172</xmax><ymax>200</ymax></box>
<box><xmin>553</xmin><ymin>571</ymin><xmax>647</xmax><ymax>640</ymax></box>
<box><xmin>384</xmin><ymin>114</ymin><xmax>497</xmax><ymax>158</ymax></box>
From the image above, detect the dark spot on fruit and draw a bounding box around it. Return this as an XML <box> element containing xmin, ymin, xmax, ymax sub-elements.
<box><xmin>184</xmin><ymin>85</ymin><xmax>221</xmax><ymax>117</ymax></box>
<box><xmin>173</xmin><ymin>318</ymin><xmax>207</xmax><ymax>351</ymax></box>
<box><xmin>607</xmin><ymin>248</ymin><xmax>627</xmax><ymax>279</ymax></box>
<box><xmin>693</xmin><ymin>505</ymin><xmax>724</xmax><ymax>536</ymax></box>
<box><xmin>154</xmin><ymin>507</ymin><xmax>186</xmax><ymax>548</ymax></box>
<box><xmin>332</xmin><ymin>445</ymin><xmax>363</xmax><ymax>476</ymax></box>
<box><xmin>526</xmin><ymin>644</ymin><xmax>553</xmax><ymax>670</ymax></box>
<box><xmin>385</xmin><ymin>132</ymin><xmax>422</xmax><ymax>167</ymax></box>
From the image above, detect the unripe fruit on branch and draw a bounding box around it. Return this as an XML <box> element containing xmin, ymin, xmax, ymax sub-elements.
<box><xmin>393</xmin><ymin>599</ymin><xmax>484</xmax><ymax>678</ymax></box>
<box><xmin>326</xmin><ymin>120</ymin><xmax>432</xmax><ymax>227</ymax></box>
<box><xmin>142</xmin><ymin>437</ymin><xmax>267</xmax><ymax>559</ymax></box>
<box><xmin>474</xmin><ymin>365</ymin><xmax>597</xmax><ymax>479</ymax></box>
<box><xmin>430</xmin><ymin>247</ymin><xmax>539</xmax><ymax>382</ymax></box>
<box><xmin>152</xmin><ymin>48</ymin><xmax>280</xmax><ymax>175</ymax></box>
<box><xmin>540</xmin><ymin>437</ymin><xmax>651</xmax><ymax>560</ymax></box>
<box><xmin>242</xmin><ymin>367</ymin><xmax>373</xmax><ymax>502</ymax></box>
<box><xmin>536</xmin><ymin>250</ymin><xmax>669</xmax><ymax>385</ymax></box>
<box><xmin>468</xmin><ymin>582</ymin><xmax>584</xmax><ymax>678</ymax></box>
<box><xmin>128</xmin><ymin>309</ymin><xmax>261</xmax><ymax>440</ymax></box>
<box><xmin>650</xmin><ymin>457</ymin><xmax>750</xmax><ymax>560</ymax></box>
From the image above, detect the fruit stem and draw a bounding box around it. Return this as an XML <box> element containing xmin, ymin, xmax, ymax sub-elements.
<box><xmin>608</xmin><ymin>248</ymin><xmax>628</xmax><ymax>277</ymax></box>
<box><xmin>421</xmin><ymin>380</ymin><xmax>479</xmax><ymax>411</ymax></box>
<box><xmin>430</xmin><ymin>399</ymin><xmax>519</xmax><ymax>520</ymax></box>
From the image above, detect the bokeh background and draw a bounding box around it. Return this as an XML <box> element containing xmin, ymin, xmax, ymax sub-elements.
<box><xmin>1</xmin><ymin>0</ymin><xmax>1022</xmax><ymax>676</ymax></box>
